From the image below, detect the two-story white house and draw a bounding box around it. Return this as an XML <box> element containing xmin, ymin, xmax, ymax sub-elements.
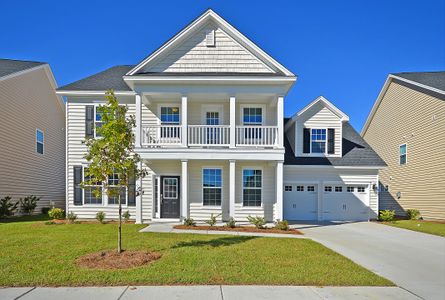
<box><xmin>57</xmin><ymin>9</ymin><xmax>385</xmax><ymax>223</ymax></box>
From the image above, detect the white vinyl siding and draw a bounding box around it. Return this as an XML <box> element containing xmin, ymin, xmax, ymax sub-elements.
<box><xmin>143</xmin><ymin>24</ymin><xmax>274</xmax><ymax>74</ymax></box>
<box><xmin>0</xmin><ymin>67</ymin><xmax>65</xmax><ymax>212</ymax></box>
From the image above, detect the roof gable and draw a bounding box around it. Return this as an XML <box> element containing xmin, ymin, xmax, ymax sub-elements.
<box><xmin>127</xmin><ymin>9</ymin><xmax>294</xmax><ymax>77</ymax></box>
<box><xmin>0</xmin><ymin>59</ymin><xmax>46</xmax><ymax>80</ymax></box>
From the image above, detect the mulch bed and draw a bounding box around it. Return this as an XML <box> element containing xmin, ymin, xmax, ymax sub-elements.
<box><xmin>76</xmin><ymin>250</ymin><xmax>162</xmax><ymax>269</ymax></box>
<box><xmin>45</xmin><ymin>220</ymin><xmax>135</xmax><ymax>225</ymax></box>
<box><xmin>174</xmin><ymin>225</ymin><xmax>303</xmax><ymax>235</ymax></box>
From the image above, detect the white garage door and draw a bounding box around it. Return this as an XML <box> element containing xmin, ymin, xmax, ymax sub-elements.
<box><xmin>322</xmin><ymin>185</ymin><xmax>369</xmax><ymax>221</ymax></box>
<box><xmin>284</xmin><ymin>184</ymin><xmax>318</xmax><ymax>220</ymax></box>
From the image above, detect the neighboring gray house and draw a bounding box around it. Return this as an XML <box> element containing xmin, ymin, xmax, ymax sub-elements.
<box><xmin>57</xmin><ymin>9</ymin><xmax>385</xmax><ymax>223</ymax></box>
<box><xmin>0</xmin><ymin>59</ymin><xmax>66</xmax><ymax>212</ymax></box>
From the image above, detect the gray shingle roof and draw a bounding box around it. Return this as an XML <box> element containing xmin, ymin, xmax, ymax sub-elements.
<box><xmin>58</xmin><ymin>65</ymin><xmax>133</xmax><ymax>91</ymax></box>
<box><xmin>392</xmin><ymin>71</ymin><xmax>445</xmax><ymax>92</ymax></box>
<box><xmin>0</xmin><ymin>59</ymin><xmax>46</xmax><ymax>78</ymax></box>
<box><xmin>284</xmin><ymin>120</ymin><xmax>386</xmax><ymax>167</ymax></box>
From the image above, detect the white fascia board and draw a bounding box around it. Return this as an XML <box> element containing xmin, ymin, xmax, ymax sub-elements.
<box><xmin>285</xmin><ymin>96</ymin><xmax>349</xmax><ymax>131</ymax></box>
<box><xmin>284</xmin><ymin>165</ymin><xmax>386</xmax><ymax>170</ymax></box>
<box><xmin>56</xmin><ymin>90</ymin><xmax>136</xmax><ymax>96</ymax></box>
<box><xmin>361</xmin><ymin>74</ymin><xmax>445</xmax><ymax>136</ymax></box>
<box><xmin>127</xmin><ymin>9</ymin><xmax>295</xmax><ymax>77</ymax></box>
<box><xmin>136</xmin><ymin>148</ymin><xmax>284</xmax><ymax>160</ymax></box>
<box><xmin>123</xmin><ymin>75</ymin><xmax>296</xmax><ymax>84</ymax></box>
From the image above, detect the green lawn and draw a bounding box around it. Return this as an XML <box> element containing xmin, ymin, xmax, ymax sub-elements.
<box><xmin>383</xmin><ymin>220</ymin><xmax>445</xmax><ymax>237</ymax></box>
<box><xmin>0</xmin><ymin>215</ymin><xmax>392</xmax><ymax>287</ymax></box>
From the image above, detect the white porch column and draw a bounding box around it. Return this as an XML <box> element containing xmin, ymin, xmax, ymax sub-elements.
<box><xmin>135</xmin><ymin>161</ymin><xmax>143</xmax><ymax>224</ymax></box>
<box><xmin>229</xmin><ymin>160</ymin><xmax>236</xmax><ymax>218</ymax></box>
<box><xmin>277</xmin><ymin>96</ymin><xmax>284</xmax><ymax>148</ymax></box>
<box><xmin>181</xmin><ymin>159</ymin><xmax>188</xmax><ymax>220</ymax></box>
<box><xmin>135</xmin><ymin>94</ymin><xmax>142</xmax><ymax>148</ymax></box>
<box><xmin>275</xmin><ymin>161</ymin><xmax>284</xmax><ymax>221</ymax></box>
<box><xmin>181</xmin><ymin>96</ymin><xmax>188</xmax><ymax>147</ymax></box>
<box><xmin>229</xmin><ymin>96</ymin><xmax>236</xmax><ymax>148</ymax></box>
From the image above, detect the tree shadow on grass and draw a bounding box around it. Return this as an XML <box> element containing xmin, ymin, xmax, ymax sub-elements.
<box><xmin>0</xmin><ymin>214</ymin><xmax>50</xmax><ymax>224</ymax></box>
<box><xmin>172</xmin><ymin>235</ymin><xmax>257</xmax><ymax>249</ymax></box>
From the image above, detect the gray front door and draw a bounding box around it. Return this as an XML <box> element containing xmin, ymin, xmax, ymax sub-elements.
<box><xmin>160</xmin><ymin>176</ymin><xmax>180</xmax><ymax>218</ymax></box>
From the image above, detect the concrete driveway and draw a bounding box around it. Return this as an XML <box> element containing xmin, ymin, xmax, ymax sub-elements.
<box><xmin>298</xmin><ymin>221</ymin><xmax>445</xmax><ymax>300</ymax></box>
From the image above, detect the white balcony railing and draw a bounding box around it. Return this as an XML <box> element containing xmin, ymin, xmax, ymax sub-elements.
<box><xmin>235</xmin><ymin>126</ymin><xmax>278</xmax><ymax>146</ymax></box>
<box><xmin>142</xmin><ymin>125</ymin><xmax>182</xmax><ymax>146</ymax></box>
<box><xmin>188</xmin><ymin>125</ymin><xmax>230</xmax><ymax>146</ymax></box>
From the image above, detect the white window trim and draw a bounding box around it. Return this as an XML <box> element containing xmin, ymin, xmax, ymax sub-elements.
<box><xmin>157</xmin><ymin>103</ymin><xmax>181</xmax><ymax>125</ymax></box>
<box><xmin>241</xmin><ymin>167</ymin><xmax>263</xmax><ymax>207</ymax></box>
<box><xmin>201</xmin><ymin>104</ymin><xmax>224</xmax><ymax>124</ymax></box>
<box><xmin>310</xmin><ymin>127</ymin><xmax>328</xmax><ymax>155</ymax></box>
<box><xmin>240</xmin><ymin>104</ymin><xmax>266</xmax><ymax>125</ymax></box>
<box><xmin>36</xmin><ymin>128</ymin><xmax>44</xmax><ymax>155</ymax></box>
<box><xmin>201</xmin><ymin>166</ymin><xmax>223</xmax><ymax>207</ymax></box>
<box><xmin>399</xmin><ymin>143</ymin><xmax>407</xmax><ymax>165</ymax></box>
<box><xmin>81</xmin><ymin>165</ymin><xmax>128</xmax><ymax>207</ymax></box>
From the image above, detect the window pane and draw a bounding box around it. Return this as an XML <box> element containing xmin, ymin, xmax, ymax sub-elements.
<box><xmin>36</xmin><ymin>142</ymin><xmax>43</xmax><ymax>154</ymax></box>
<box><xmin>84</xmin><ymin>187</ymin><xmax>102</xmax><ymax>204</ymax></box>
<box><xmin>400</xmin><ymin>144</ymin><xmax>407</xmax><ymax>155</ymax></box>
<box><xmin>108</xmin><ymin>187</ymin><xmax>126</xmax><ymax>205</ymax></box>
<box><xmin>36</xmin><ymin>130</ymin><xmax>44</xmax><ymax>143</ymax></box>
<box><xmin>243</xmin><ymin>189</ymin><xmax>261</xmax><ymax>206</ymax></box>
<box><xmin>243</xmin><ymin>107</ymin><xmax>262</xmax><ymax>124</ymax></box>
<box><xmin>161</xmin><ymin>107</ymin><xmax>180</xmax><ymax>124</ymax></box>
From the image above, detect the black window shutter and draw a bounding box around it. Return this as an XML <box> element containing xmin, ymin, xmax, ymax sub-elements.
<box><xmin>303</xmin><ymin>128</ymin><xmax>310</xmax><ymax>153</ymax></box>
<box><xmin>127</xmin><ymin>171</ymin><xmax>136</xmax><ymax>206</ymax></box>
<box><xmin>328</xmin><ymin>128</ymin><xmax>335</xmax><ymax>154</ymax></box>
<box><xmin>85</xmin><ymin>106</ymin><xmax>94</xmax><ymax>138</ymax></box>
<box><xmin>74</xmin><ymin>166</ymin><xmax>83</xmax><ymax>206</ymax></box>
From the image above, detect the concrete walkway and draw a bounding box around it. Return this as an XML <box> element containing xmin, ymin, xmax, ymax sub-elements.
<box><xmin>0</xmin><ymin>286</ymin><xmax>420</xmax><ymax>300</ymax></box>
<box><xmin>140</xmin><ymin>222</ymin><xmax>307</xmax><ymax>238</ymax></box>
<box><xmin>300</xmin><ymin>221</ymin><xmax>445</xmax><ymax>300</ymax></box>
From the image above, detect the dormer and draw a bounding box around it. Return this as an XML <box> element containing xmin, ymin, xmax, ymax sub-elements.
<box><xmin>285</xmin><ymin>96</ymin><xmax>349</xmax><ymax>158</ymax></box>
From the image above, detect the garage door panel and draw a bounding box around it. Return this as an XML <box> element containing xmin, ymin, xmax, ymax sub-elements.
<box><xmin>323</xmin><ymin>185</ymin><xmax>369</xmax><ymax>221</ymax></box>
<box><xmin>284</xmin><ymin>184</ymin><xmax>318</xmax><ymax>221</ymax></box>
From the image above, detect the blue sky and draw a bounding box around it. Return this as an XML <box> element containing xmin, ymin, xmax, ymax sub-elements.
<box><xmin>1</xmin><ymin>0</ymin><xmax>444</xmax><ymax>130</ymax></box>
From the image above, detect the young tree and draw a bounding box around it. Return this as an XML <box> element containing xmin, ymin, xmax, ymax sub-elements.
<box><xmin>82</xmin><ymin>90</ymin><xmax>146</xmax><ymax>253</ymax></box>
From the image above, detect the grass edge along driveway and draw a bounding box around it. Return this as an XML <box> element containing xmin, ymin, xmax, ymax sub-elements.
<box><xmin>0</xmin><ymin>216</ymin><xmax>393</xmax><ymax>287</ymax></box>
<box><xmin>381</xmin><ymin>219</ymin><xmax>445</xmax><ymax>237</ymax></box>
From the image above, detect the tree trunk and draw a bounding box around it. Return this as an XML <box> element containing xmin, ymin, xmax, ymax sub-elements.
<box><xmin>118</xmin><ymin>193</ymin><xmax>122</xmax><ymax>253</ymax></box>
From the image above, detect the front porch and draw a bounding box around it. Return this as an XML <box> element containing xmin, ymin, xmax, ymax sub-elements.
<box><xmin>134</xmin><ymin>159</ymin><xmax>284</xmax><ymax>224</ymax></box>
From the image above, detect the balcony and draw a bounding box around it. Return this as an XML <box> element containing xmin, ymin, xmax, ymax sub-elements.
<box><xmin>141</xmin><ymin>125</ymin><xmax>279</xmax><ymax>147</ymax></box>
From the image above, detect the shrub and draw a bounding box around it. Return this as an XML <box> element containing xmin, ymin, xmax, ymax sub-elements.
<box><xmin>0</xmin><ymin>196</ymin><xmax>18</xmax><ymax>217</ymax></box>
<box><xmin>20</xmin><ymin>195</ymin><xmax>40</xmax><ymax>215</ymax></box>
<box><xmin>247</xmin><ymin>215</ymin><xmax>267</xmax><ymax>229</ymax></box>
<box><xmin>44</xmin><ymin>221</ymin><xmax>56</xmax><ymax>225</ymax></box>
<box><xmin>183</xmin><ymin>217</ymin><xmax>196</xmax><ymax>226</ymax></box>
<box><xmin>67</xmin><ymin>212</ymin><xmax>77</xmax><ymax>223</ymax></box>
<box><xmin>122</xmin><ymin>210</ymin><xmax>131</xmax><ymax>223</ymax></box>
<box><xmin>41</xmin><ymin>207</ymin><xmax>51</xmax><ymax>215</ymax></box>
<box><xmin>226</xmin><ymin>217</ymin><xmax>236</xmax><ymax>228</ymax></box>
<box><xmin>96</xmin><ymin>211</ymin><xmax>106</xmax><ymax>224</ymax></box>
<box><xmin>48</xmin><ymin>208</ymin><xmax>65</xmax><ymax>220</ymax></box>
<box><xmin>379</xmin><ymin>210</ymin><xmax>395</xmax><ymax>222</ymax></box>
<box><xmin>275</xmin><ymin>220</ymin><xmax>289</xmax><ymax>231</ymax></box>
<box><xmin>406</xmin><ymin>209</ymin><xmax>420</xmax><ymax>220</ymax></box>
<box><xmin>205</xmin><ymin>213</ymin><xmax>220</xmax><ymax>227</ymax></box>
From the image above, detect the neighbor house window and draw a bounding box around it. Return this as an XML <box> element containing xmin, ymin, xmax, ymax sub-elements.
<box><xmin>243</xmin><ymin>169</ymin><xmax>262</xmax><ymax>206</ymax></box>
<box><xmin>324</xmin><ymin>186</ymin><xmax>332</xmax><ymax>192</ymax></box>
<box><xmin>94</xmin><ymin>106</ymin><xmax>104</xmax><ymax>137</ymax></box>
<box><xmin>160</xmin><ymin>107</ymin><xmax>180</xmax><ymax>124</ymax></box>
<box><xmin>107</xmin><ymin>172</ymin><xmax>127</xmax><ymax>205</ymax></box>
<box><xmin>84</xmin><ymin>168</ymin><xmax>102</xmax><ymax>205</ymax></box>
<box><xmin>347</xmin><ymin>186</ymin><xmax>354</xmax><ymax>192</ymax></box>
<box><xmin>358</xmin><ymin>187</ymin><xmax>366</xmax><ymax>193</ymax></box>
<box><xmin>296</xmin><ymin>186</ymin><xmax>304</xmax><ymax>192</ymax></box>
<box><xmin>307</xmin><ymin>186</ymin><xmax>315</xmax><ymax>192</ymax></box>
<box><xmin>311</xmin><ymin>129</ymin><xmax>326</xmax><ymax>153</ymax></box>
<box><xmin>335</xmin><ymin>186</ymin><xmax>343</xmax><ymax>192</ymax></box>
<box><xmin>243</xmin><ymin>107</ymin><xmax>263</xmax><ymax>125</ymax></box>
<box><xmin>202</xmin><ymin>168</ymin><xmax>222</xmax><ymax>206</ymax></box>
<box><xmin>399</xmin><ymin>144</ymin><xmax>407</xmax><ymax>165</ymax></box>
<box><xmin>36</xmin><ymin>129</ymin><xmax>44</xmax><ymax>154</ymax></box>
<box><xmin>284</xmin><ymin>185</ymin><xmax>292</xmax><ymax>192</ymax></box>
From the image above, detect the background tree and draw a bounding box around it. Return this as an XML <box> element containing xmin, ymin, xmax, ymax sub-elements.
<box><xmin>82</xmin><ymin>90</ymin><xmax>146</xmax><ymax>253</ymax></box>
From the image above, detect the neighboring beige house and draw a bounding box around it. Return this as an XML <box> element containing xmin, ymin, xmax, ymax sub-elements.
<box><xmin>362</xmin><ymin>72</ymin><xmax>445</xmax><ymax>220</ymax></box>
<box><xmin>58</xmin><ymin>9</ymin><xmax>385</xmax><ymax>223</ymax></box>
<box><xmin>0</xmin><ymin>59</ymin><xmax>66</xmax><ymax>213</ymax></box>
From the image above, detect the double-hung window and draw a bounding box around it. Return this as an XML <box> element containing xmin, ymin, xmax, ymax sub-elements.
<box><xmin>311</xmin><ymin>129</ymin><xmax>326</xmax><ymax>153</ymax></box>
<box><xmin>399</xmin><ymin>144</ymin><xmax>407</xmax><ymax>165</ymax></box>
<box><xmin>94</xmin><ymin>106</ymin><xmax>104</xmax><ymax>138</ymax></box>
<box><xmin>107</xmin><ymin>172</ymin><xmax>127</xmax><ymax>205</ymax></box>
<box><xmin>202</xmin><ymin>168</ymin><xmax>222</xmax><ymax>206</ymax></box>
<box><xmin>160</xmin><ymin>106</ymin><xmax>180</xmax><ymax>139</ymax></box>
<box><xmin>242</xmin><ymin>169</ymin><xmax>262</xmax><ymax>206</ymax></box>
<box><xmin>84</xmin><ymin>168</ymin><xmax>102</xmax><ymax>204</ymax></box>
<box><xmin>36</xmin><ymin>129</ymin><xmax>44</xmax><ymax>154</ymax></box>
<box><xmin>243</xmin><ymin>107</ymin><xmax>263</xmax><ymax>139</ymax></box>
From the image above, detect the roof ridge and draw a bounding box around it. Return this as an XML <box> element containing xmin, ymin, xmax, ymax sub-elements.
<box><xmin>0</xmin><ymin>58</ymin><xmax>47</xmax><ymax>64</ymax></box>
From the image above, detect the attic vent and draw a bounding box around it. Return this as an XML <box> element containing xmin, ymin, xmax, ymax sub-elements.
<box><xmin>206</xmin><ymin>30</ymin><xmax>215</xmax><ymax>47</ymax></box>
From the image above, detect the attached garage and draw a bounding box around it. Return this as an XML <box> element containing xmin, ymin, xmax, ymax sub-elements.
<box><xmin>284</xmin><ymin>184</ymin><xmax>318</xmax><ymax>220</ymax></box>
